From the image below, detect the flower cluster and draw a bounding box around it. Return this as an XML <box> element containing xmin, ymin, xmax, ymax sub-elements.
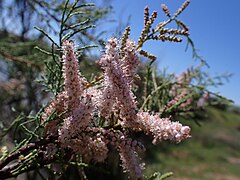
<box><xmin>42</xmin><ymin>39</ymin><xmax>191</xmax><ymax>179</ymax></box>
<box><xmin>137</xmin><ymin>112</ymin><xmax>191</xmax><ymax>144</ymax></box>
<box><xmin>167</xmin><ymin>68</ymin><xmax>210</xmax><ymax>112</ymax></box>
<box><xmin>61</xmin><ymin>40</ymin><xmax>87</xmax><ymax>110</ymax></box>
<box><xmin>97</xmin><ymin>38</ymin><xmax>138</xmax><ymax>123</ymax></box>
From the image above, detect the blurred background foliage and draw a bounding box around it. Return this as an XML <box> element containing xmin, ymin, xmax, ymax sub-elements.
<box><xmin>0</xmin><ymin>0</ymin><xmax>239</xmax><ymax>179</ymax></box>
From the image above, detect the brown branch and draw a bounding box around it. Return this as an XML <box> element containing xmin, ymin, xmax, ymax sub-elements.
<box><xmin>0</xmin><ymin>50</ymin><xmax>43</xmax><ymax>69</ymax></box>
<box><xmin>0</xmin><ymin>152</ymin><xmax>57</xmax><ymax>179</ymax></box>
<box><xmin>0</xmin><ymin>136</ymin><xmax>57</xmax><ymax>172</ymax></box>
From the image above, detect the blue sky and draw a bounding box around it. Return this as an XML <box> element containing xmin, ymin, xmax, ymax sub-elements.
<box><xmin>100</xmin><ymin>0</ymin><xmax>240</xmax><ymax>105</ymax></box>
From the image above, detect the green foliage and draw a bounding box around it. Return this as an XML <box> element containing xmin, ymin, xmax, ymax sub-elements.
<box><xmin>148</xmin><ymin>172</ymin><xmax>173</xmax><ymax>180</ymax></box>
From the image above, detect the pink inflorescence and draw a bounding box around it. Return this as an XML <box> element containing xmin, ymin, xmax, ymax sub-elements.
<box><xmin>137</xmin><ymin>112</ymin><xmax>191</xmax><ymax>144</ymax></box>
<box><xmin>119</xmin><ymin>144</ymin><xmax>145</xmax><ymax>179</ymax></box>
<box><xmin>62</xmin><ymin>40</ymin><xmax>87</xmax><ymax>110</ymax></box>
<box><xmin>42</xmin><ymin>38</ymin><xmax>191</xmax><ymax>179</ymax></box>
<box><xmin>97</xmin><ymin>38</ymin><xmax>138</xmax><ymax>123</ymax></box>
<box><xmin>42</xmin><ymin>91</ymin><xmax>68</xmax><ymax>135</ymax></box>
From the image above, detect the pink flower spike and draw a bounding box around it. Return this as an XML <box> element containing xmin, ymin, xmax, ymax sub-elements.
<box><xmin>62</xmin><ymin>40</ymin><xmax>87</xmax><ymax>110</ymax></box>
<box><xmin>97</xmin><ymin>38</ymin><xmax>138</xmax><ymax>122</ymax></box>
<box><xmin>119</xmin><ymin>144</ymin><xmax>144</xmax><ymax>179</ymax></box>
<box><xmin>137</xmin><ymin>112</ymin><xmax>191</xmax><ymax>144</ymax></box>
